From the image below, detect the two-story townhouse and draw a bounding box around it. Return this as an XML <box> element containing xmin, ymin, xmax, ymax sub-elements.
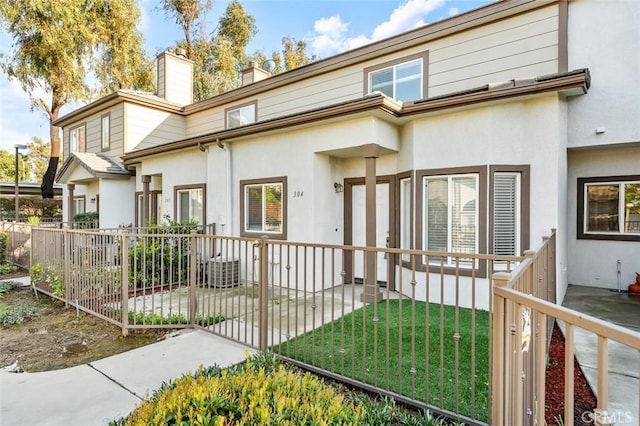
<box><xmin>54</xmin><ymin>0</ymin><xmax>639</xmax><ymax>307</ymax></box>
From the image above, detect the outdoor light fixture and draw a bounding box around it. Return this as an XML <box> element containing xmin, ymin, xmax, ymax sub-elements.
<box><xmin>14</xmin><ymin>144</ymin><xmax>28</xmax><ymax>222</ymax></box>
<box><xmin>333</xmin><ymin>182</ymin><xmax>343</xmax><ymax>193</ymax></box>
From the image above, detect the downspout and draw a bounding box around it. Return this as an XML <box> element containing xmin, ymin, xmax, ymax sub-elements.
<box><xmin>217</xmin><ymin>139</ymin><xmax>232</xmax><ymax>236</ymax></box>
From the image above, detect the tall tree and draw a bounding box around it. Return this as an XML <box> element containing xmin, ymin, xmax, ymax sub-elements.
<box><xmin>217</xmin><ymin>0</ymin><xmax>257</xmax><ymax>63</ymax></box>
<box><xmin>0</xmin><ymin>1</ymin><xmax>152</xmax><ymax>198</ymax></box>
<box><xmin>160</xmin><ymin>0</ymin><xmax>212</xmax><ymax>60</ymax></box>
<box><xmin>27</xmin><ymin>136</ymin><xmax>52</xmax><ymax>183</ymax></box>
<box><xmin>0</xmin><ymin>150</ymin><xmax>31</xmax><ymax>182</ymax></box>
<box><xmin>94</xmin><ymin>0</ymin><xmax>154</xmax><ymax>95</ymax></box>
<box><xmin>282</xmin><ymin>36</ymin><xmax>313</xmax><ymax>71</ymax></box>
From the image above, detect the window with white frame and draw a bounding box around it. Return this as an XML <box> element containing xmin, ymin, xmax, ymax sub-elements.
<box><xmin>399</xmin><ymin>176</ymin><xmax>412</xmax><ymax>261</ymax></box>
<box><xmin>579</xmin><ymin>176</ymin><xmax>640</xmax><ymax>240</ymax></box>
<box><xmin>366</xmin><ymin>55</ymin><xmax>425</xmax><ymax>102</ymax></box>
<box><xmin>73</xmin><ymin>197</ymin><xmax>86</xmax><ymax>215</ymax></box>
<box><xmin>241</xmin><ymin>177</ymin><xmax>287</xmax><ymax>238</ymax></box>
<box><xmin>226</xmin><ymin>102</ymin><xmax>256</xmax><ymax>129</ymax></box>
<box><xmin>135</xmin><ymin>191</ymin><xmax>163</xmax><ymax>227</ymax></box>
<box><xmin>423</xmin><ymin>174</ymin><xmax>478</xmax><ymax>264</ymax></box>
<box><xmin>175</xmin><ymin>186</ymin><xmax>204</xmax><ymax>225</ymax></box>
<box><xmin>70</xmin><ymin>124</ymin><xmax>86</xmax><ymax>153</ymax></box>
<box><xmin>492</xmin><ymin>172</ymin><xmax>521</xmax><ymax>256</ymax></box>
<box><xmin>101</xmin><ymin>114</ymin><xmax>110</xmax><ymax>150</ymax></box>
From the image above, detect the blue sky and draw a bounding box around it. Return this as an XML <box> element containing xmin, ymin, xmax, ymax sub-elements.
<box><xmin>0</xmin><ymin>0</ymin><xmax>492</xmax><ymax>153</ymax></box>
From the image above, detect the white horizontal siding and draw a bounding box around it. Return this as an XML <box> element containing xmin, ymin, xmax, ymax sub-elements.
<box><xmin>125</xmin><ymin>103</ymin><xmax>186</xmax><ymax>151</ymax></box>
<box><xmin>429</xmin><ymin>6</ymin><xmax>559</xmax><ymax>96</ymax></box>
<box><xmin>108</xmin><ymin>105</ymin><xmax>125</xmax><ymax>163</ymax></box>
<box><xmin>185</xmin><ymin>3</ymin><xmax>559</xmax><ymax>138</ymax></box>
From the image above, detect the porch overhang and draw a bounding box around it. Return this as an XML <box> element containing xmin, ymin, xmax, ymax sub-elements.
<box><xmin>56</xmin><ymin>152</ymin><xmax>131</xmax><ymax>184</ymax></box>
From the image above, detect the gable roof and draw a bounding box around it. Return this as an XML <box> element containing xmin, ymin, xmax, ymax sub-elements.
<box><xmin>56</xmin><ymin>152</ymin><xmax>131</xmax><ymax>183</ymax></box>
<box><xmin>53</xmin><ymin>90</ymin><xmax>185</xmax><ymax>128</ymax></box>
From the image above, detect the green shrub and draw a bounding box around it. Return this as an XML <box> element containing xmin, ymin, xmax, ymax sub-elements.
<box><xmin>0</xmin><ymin>263</ymin><xmax>16</xmax><ymax>276</ymax></box>
<box><xmin>120</xmin><ymin>354</ymin><xmax>365</xmax><ymax>425</ymax></box>
<box><xmin>0</xmin><ymin>233</ymin><xmax>7</xmax><ymax>264</ymax></box>
<box><xmin>128</xmin><ymin>219</ymin><xmax>200</xmax><ymax>289</ymax></box>
<box><xmin>0</xmin><ymin>306</ymin><xmax>40</xmax><ymax>326</ymax></box>
<box><xmin>30</xmin><ymin>261</ymin><xmax>64</xmax><ymax>297</ymax></box>
<box><xmin>73</xmin><ymin>212</ymin><xmax>99</xmax><ymax>229</ymax></box>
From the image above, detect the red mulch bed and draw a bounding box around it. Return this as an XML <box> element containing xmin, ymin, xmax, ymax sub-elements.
<box><xmin>545</xmin><ymin>322</ymin><xmax>597</xmax><ymax>425</ymax></box>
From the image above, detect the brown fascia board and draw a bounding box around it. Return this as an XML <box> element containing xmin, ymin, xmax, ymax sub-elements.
<box><xmin>122</xmin><ymin>94</ymin><xmax>401</xmax><ymax>164</ymax></box>
<box><xmin>53</xmin><ymin>91</ymin><xmax>184</xmax><ymax>127</ymax></box>
<box><xmin>184</xmin><ymin>0</ymin><xmax>548</xmax><ymax>114</ymax></box>
<box><xmin>403</xmin><ymin>68</ymin><xmax>590</xmax><ymax>116</ymax></box>
<box><xmin>122</xmin><ymin>69</ymin><xmax>589</xmax><ymax>165</ymax></box>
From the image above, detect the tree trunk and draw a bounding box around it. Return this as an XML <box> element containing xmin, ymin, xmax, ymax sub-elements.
<box><xmin>41</xmin><ymin>157</ymin><xmax>59</xmax><ymax>199</ymax></box>
<box><xmin>41</xmin><ymin>103</ymin><xmax>61</xmax><ymax>199</ymax></box>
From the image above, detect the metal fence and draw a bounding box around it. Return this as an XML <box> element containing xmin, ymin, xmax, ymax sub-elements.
<box><xmin>1</xmin><ymin>221</ymin><xmax>31</xmax><ymax>268</ymax></box>
<box><xmin>30</xmin><ymin>225</ymin><xmax>526</xmax><ymax>424</ymax></box>
<box><xmin>491</xmin><ymin>231</ymin><xmax>640</xmax><ymax>426</ymax></box>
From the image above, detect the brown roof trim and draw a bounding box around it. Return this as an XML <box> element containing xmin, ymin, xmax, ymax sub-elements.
<box><xmin>403</xmin><ymin>68</ymin><xmax>590</xmax><ymax>115</ymax></box>
<box><xmin>122</xmin><ymin>68</ymin><xmax>589</xmax><ymax>165</ymax></box>
<box><xmin>123</xmin><ymin>94</ymin><xmax>402</xmax><ymax>163</ymax></box>
<box><xmin>184</xmin><ymin>0</ymin><xmax>550</xmax><ymax>114</ymax></box>
<box><xmin>53</xmin><ymin>91</ymin><xmax>185</xmax><ymax>127</ymax></box>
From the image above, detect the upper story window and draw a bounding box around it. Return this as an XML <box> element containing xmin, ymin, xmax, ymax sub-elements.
<box><xmin>364</xmin><ymin>52</ymin><xmax>428</xmax><ymax>102</ymax></box>
<box><xmin>174</xmin><ymin>184</ymin><xmax>205</xmax><ymax>225</ymax></box>
<box><xmin>70</xmin><ymin>124</ymin><xmax>86</xmax><ymax>153</ymax></box>
<box><xmin>578</xmin><ymin>176</ymin><xmax>640</xmax><ymax>241</ymax></box>
<box><xmin>226</xmin><ymin>101</ymin><xmax>257</xmax><ymax>129</ymax></box>
<box><xmin>101</xmin><ymin>114</ymin><xmax>110</xmax><ymax>151</ymax></box>
<box><xmin>240</xmin><ymin>177</ymin><xmax>287</xmax><ymax>239</ymax></box>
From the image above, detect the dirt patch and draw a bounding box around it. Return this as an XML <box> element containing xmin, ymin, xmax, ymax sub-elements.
<box><xmin>0</xmin><ymin>285</ymin><xmax>171</xmax><ymax>373</ymax></box>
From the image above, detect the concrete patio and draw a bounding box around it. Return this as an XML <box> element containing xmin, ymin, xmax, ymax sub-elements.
<box><xmin>561</xmin><ymin>284</ymin><xmax>640</xmax><ymax>425</ymax></box>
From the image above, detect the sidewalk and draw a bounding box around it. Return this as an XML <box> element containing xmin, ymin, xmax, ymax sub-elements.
<box><xmin>0</xmin><ymin>330</ymin><xmax>255</xmax><ymax>426</ymax></box>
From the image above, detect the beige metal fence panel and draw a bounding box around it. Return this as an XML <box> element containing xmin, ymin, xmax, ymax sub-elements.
<box><xmin>2</xmin><ymin>221</ymin><xmax>31</xmax><ymax>268</ymax></box>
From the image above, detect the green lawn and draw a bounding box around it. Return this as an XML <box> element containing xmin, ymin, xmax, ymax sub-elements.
<box><xmin>273</xmin><ymin>299</ymin><xmax>490</xmax><ymax>422</ymax></box>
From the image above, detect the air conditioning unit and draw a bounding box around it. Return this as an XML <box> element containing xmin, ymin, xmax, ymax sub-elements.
<box><xmin>207</xmin><ymin>258</ymin><xmax>239</xmax><ymax>288</ymax></box>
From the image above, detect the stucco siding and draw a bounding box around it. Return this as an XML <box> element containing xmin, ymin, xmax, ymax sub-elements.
<box><xmin>100</xmin><ymin>179</ymin><xmax>135</xmax><ymax>228</ymax></box>
<box><xmin>409</xmin><ymin>95</ymin><xmax>565</xmax><ymax>246</ymax></box>
<box><xmin>567</xmin><ymin>0</ymin><xmax>640</xmax><ymax>149</ymax></box>
<box><xmin>567</xmin><ymin>146</ymin><xmax>640</xmax><ymax>290</ymax></box>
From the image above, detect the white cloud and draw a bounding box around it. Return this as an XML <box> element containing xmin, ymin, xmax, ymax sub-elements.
<box><xmin>449</xmin><ymin>7</ymin><xmax>460</xmax><ymax>17</ymax></box>
<box><xmin>371</xmin><ymin>0</ymin><xmax>445</xmax><ymax>41</ymax></box>
<box><xmin>309</xmin><ymin>0</ymin><xmax>447</xmax><ymax>58</ymax></box>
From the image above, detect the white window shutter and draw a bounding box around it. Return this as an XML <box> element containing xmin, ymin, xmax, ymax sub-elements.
<box><xmin>493</xmin><ymin>173</ymin><xmax>519</xmax><ymax>256</ymax></box>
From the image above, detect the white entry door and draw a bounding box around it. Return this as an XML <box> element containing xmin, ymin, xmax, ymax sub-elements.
<box><xmin>352</xmin><ymin>183</ymin><xmax>389</xmax><ymax>284</ymax></box>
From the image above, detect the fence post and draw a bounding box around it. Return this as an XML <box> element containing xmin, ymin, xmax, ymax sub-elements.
<box><xmin>491</xmin><ymin>271</ymin><xmax>510</xmax><ymax>426</ymax></box>
<box><xmin>120</xmin><ymin>230</ymin><xmax>129</xmax><ymax>336</ymax></box>
<box><xmin>257</xmin><ymin>236</ymin><xmax>269</xmax><ymax>351</ymax></box>
<box><xmin>63</xmin><ymin>228</ymin><xmax>71</xmax><ymax>307</ymax></box>
<box><xmin>189</xmin><ymin>230</ymin><xmax>198</xmax><ymax>327</ymax></box>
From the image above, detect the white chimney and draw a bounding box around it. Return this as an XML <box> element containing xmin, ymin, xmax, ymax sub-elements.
<box><xmin>241</xmin><ymin>61</ymin><xmax>271</xmax><ymax>86</ymax></box>
<box><xmin>156</xmin><ymin>50</ymin><xmax>194</xmax><ymax>105</ymax></box>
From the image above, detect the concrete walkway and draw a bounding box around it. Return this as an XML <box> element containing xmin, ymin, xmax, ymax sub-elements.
<box><xmin>0</xmin><ymin>330</ymin><xmax>255</xmax><ymax>426</ymax></box>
